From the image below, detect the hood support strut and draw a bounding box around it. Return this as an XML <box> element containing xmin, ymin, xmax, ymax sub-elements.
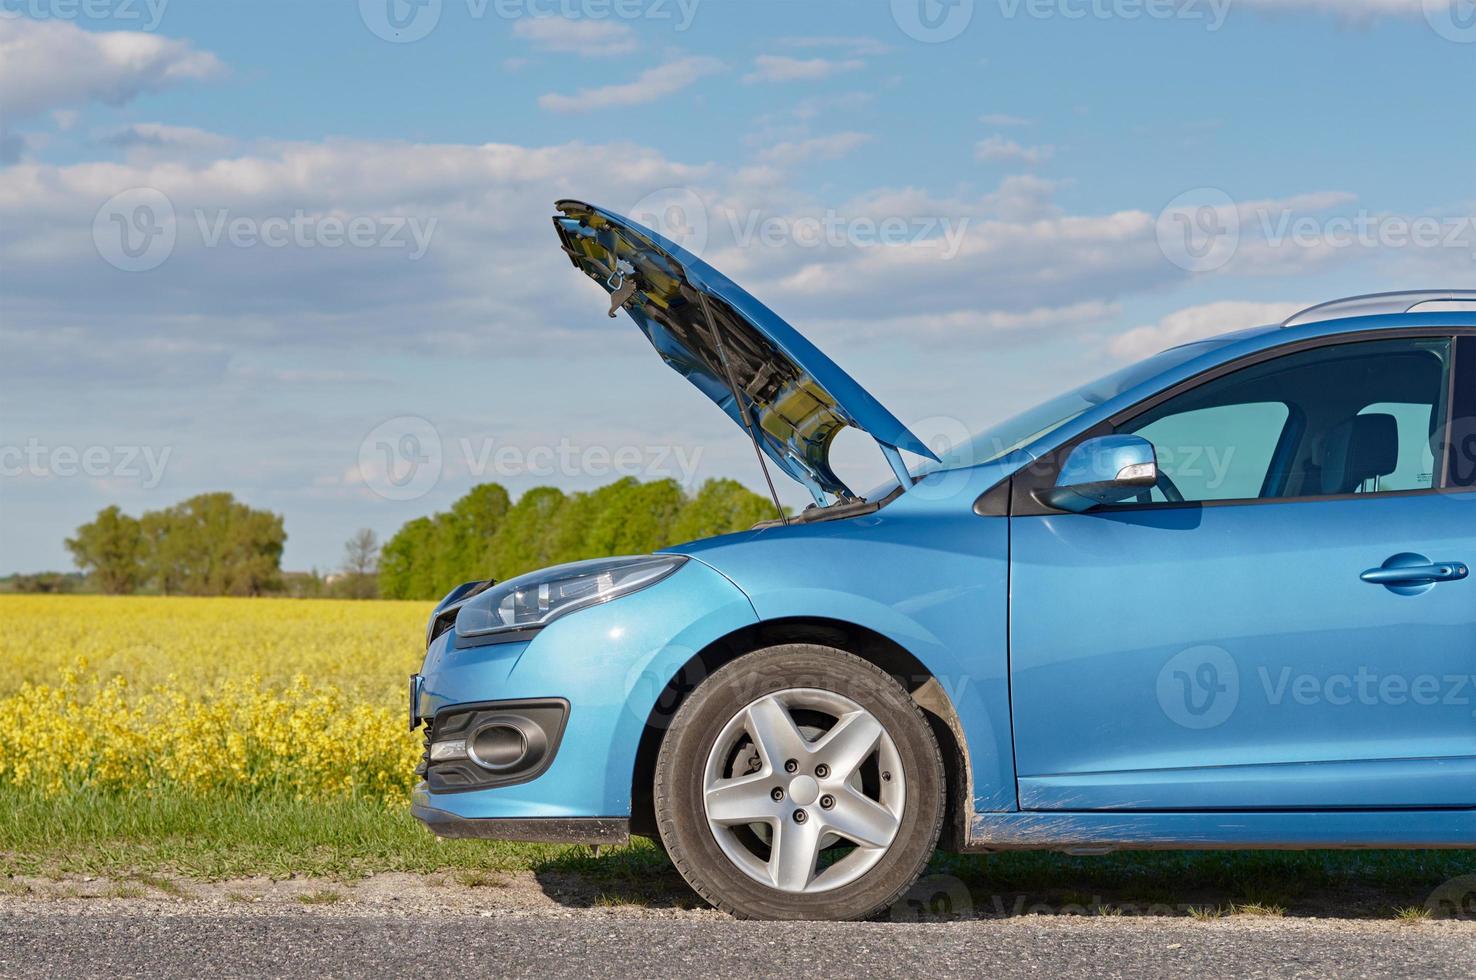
<box><xmin>696</xmin><ymin>288</ymin><xmax>789</xmax><ymax>524</ymax></box>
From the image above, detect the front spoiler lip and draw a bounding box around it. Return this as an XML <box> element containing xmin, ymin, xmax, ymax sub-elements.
<box><xmin>411</xmin><ymin>804</ymin><xmax>630</xmax><ymax>846</ymax></box>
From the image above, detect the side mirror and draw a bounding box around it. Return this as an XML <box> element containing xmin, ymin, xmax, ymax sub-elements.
<box><xmin>1037</xmin><ymin>435</ymin><xmax>1159</xmax><ymax>513</ymax></box>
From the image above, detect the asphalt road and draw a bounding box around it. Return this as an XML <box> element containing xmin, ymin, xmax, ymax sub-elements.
<box><xmin>1</xmin><ymin>908</ymin><xmax>1472</xmax><ymax>979</ymax></box>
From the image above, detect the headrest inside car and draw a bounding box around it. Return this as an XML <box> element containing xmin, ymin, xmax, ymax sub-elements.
<box><xmin>1322</xmin><ymin>413</ymin><xmax>1399</xmax><ymax>495</ymax></box>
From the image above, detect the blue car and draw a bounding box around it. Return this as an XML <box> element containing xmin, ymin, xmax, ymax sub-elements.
<box><xmin>411</xmin><ymin>199</ymin><xmax>1476</xmax><ymax>920</ymax></box>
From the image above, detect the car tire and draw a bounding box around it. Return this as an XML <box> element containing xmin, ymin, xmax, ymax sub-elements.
<box><xmin>653</xmin><ymin>644</ymin><xmax>945</xmax><ymax>920</ymax></box>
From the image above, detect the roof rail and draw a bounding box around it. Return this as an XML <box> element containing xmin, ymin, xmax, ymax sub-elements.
<box><xmin>1281</xmin><ymin>290</ymin><xmax>1476</xmax><ymax>328</ymax></box>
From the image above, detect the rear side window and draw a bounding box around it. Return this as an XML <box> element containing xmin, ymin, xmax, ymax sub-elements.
<box><xmin>1113</xmin><ymin>336</ymin><xmax>1453</xmax><ymax>505</ymax></box>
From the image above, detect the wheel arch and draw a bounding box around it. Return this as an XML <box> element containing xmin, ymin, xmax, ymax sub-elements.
<box><xmin>628</xmin><ymin>616</ymin><xmax>974</xmax><ymax>850</ymax></box>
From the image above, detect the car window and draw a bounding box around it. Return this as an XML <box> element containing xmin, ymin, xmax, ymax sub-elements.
<box><xmin>1133</xmin><ymin>402</ymin><xmax>1289</xmax><ymax>502</ymax></box>
<box><xmin>1113</xmin><ymin>337</ymin><xmax>1452</xmax><ymax>505</ymax></box>
<box><xmin>922</xmin><ymin>340</ymin><xmax>1228</xmax><ymax>476</ymax></box>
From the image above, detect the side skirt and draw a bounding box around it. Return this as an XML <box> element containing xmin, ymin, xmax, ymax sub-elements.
<box><xmin>964</xmin><ymin>809</ymin><xmax>1476</xmax><ymax>853</ymax></box>
<box><xmin>413</xmin><ymin>804</ymin><xmax>631</xmax><ymax>846</ymax></box>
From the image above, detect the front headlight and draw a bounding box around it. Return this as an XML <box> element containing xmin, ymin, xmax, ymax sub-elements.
<box><xmin>453</xmin><ymin>555</ymin><xmax>687</xmax><ymax>638</ymax></box>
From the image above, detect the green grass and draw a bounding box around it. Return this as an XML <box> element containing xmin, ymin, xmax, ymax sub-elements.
<box><xmin>1187</xmin><ymin>904</ymin><xmax>1228</xmax><ymax>921</ymax></box>
<box><xmin>298</xmin><ymin>889</ymin><xmax>344</xmax><ymax>905</ymax></box>
<box><xmin>2</xmin><ymin>787</ymin><xmax>1474</xmax><ymax>918</ymax></box>
<box><xmin>1230</xmin><ymin>901</ymin><xmax>1286</xmax><ymax>917</ymax></box>
<box><xmin>451</xmin><ymin>868</ymin><xmax>508</xmax><ymax>889</ymax></box>
<box><xmin>0</xmin><ymin>787</ymin><xmax>669</xmax><ymax>884</ymax></box>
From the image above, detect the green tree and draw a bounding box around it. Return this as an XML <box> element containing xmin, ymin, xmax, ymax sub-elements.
<box><xmin>378</xmin><ymin>516</ymin><xmax>431</xmax><ymax>600</ymax></box>
<box><xmin>672</xmin><ymin>478</ymin><xmax>780</xmax><ymax>542</ymax></box>
<box><xmin>488</xmin><ymin>486</ymin><xmax>568</xmax><ymax>580</ymax></box>
<box><xmin>141</xmin><ymin>493</ymin><xmax>285</xmax><ymax>596</ymax></box>
<box><xmin>65</xmin><ymin>505</ymin><xmax>146</xmax><ymax>594</ymax></box>
<box><xmin>378</xmin><ymin>478</ymin><xmax>780</xmax><ymax>599</ymax></box>
<box><xmin>584</xmin><ymin>477</ymin><xmax>686</xmax><ymax>556</ymax></box>
<box><xmin>451</xmin><ymin>483</ymin><xmax>511</xmax><ymax>573</ymax></box>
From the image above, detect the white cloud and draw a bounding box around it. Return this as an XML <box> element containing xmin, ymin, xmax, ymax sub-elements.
<box><xmin>982</xmin><ymin>174</ymin><xmax>1066</xmax><ymax>221</ymax></box>
<box><xmin>3</xmin><ymin>119</ymin><xmax>1461</xmax><ymax>402</ymax></box>
<box><xmin>102</xmin><ymin>122</ymin><xmax>236</xmax><ymax>159</ymax></box>
<box><xmin>1108</xmin><ymin>300</ymin><xmax>1306</xmax><ymax>360</ymax></box>
<box><xmin>538</xmin><ymin>56</ymin><xmax>722</xmax><ymax>112</ymax></box>
<box><xmin>511</xmin><ymin>17</ymin><xmax>638</xmax><ymax>56</ymax></box>
<box><xmin>0</xmin><ymin>17</ymin><xmax>224</xmax><ymax>120</ymax></box>
<box><xmin>813</xmin><ymin>300</ymin><xmax>1120</xmax><ymax>345</ymax></box>
<box><xmin>756</xmin><ymin>132</ymin><xmax>872</xmax><ymax>167</ymax></box>
<box><xmin>0</xmin><ymin>134</ymin><xmax>713</xmax><ymax>373</ymax></box>
<box><xmin>975</xmin><ymin>135</ymin><xmax>1055</xmax><ymax>166</ymax></box>
<box><xmin>742</xmin><ymin>55</ymin><xmax>864</xmax><ymax>84</ymax></box>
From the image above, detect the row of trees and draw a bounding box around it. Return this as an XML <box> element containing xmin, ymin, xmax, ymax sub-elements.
<box><xmin>60</xmin><ymin>479</ymin><xmax>776</xmax><ymax>599</ymax></box>
<box><xmin>378</xmin><ymin>477</ymin><xmax>778</xmax><ymax>600</ymax></box>
<box><xmin>66</xmin><ymin>493</ymin><xmax>286</xmax><ymax>596</ymax></box>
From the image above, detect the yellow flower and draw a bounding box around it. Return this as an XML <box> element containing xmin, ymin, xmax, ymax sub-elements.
<box><xmin>0</xmin><ymin>595</ymin><xmax>431</xmax><ymax>803</ymax></box>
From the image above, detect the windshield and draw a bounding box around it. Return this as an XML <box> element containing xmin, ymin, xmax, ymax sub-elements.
<box><xmin>921</xmin><ymin>341</ymin><xmax>1224</xmax><ymax>475</ymax></box>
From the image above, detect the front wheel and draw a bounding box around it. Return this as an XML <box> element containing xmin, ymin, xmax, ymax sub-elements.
<box><xmin>653</xmin><ymin>644</ymin><xmax>945</xmax><ymax>920</ymax></box>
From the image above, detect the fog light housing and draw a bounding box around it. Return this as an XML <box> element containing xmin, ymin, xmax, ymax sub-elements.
<box><xmin>421</xmin><ymin>698</ymin><xmax>568</xmax><ymax>793</ymax></box>
<box><xmin>469</xmin><ymin>720</ymin><xmax>542</xmax><ymax>771</ymax></box>
<box><xmin>429</xmin><ymin>738</ymin><xmax>468</xmax><ymax>762</ymax></box>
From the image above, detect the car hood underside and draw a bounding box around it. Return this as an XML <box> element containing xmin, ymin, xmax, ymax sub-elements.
<box><xmin>552</xmin><ymin>199</ymin><xmax>936</xmax><ymax>503</ymax></box>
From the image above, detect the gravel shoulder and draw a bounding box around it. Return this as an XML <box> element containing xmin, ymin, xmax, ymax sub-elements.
<box><xmin>2</xmin><ymin>874</ymin><xmax>1475</xmax><ymax>979</ymax></box>
<box><xmin>2</xmin><ymin>896</ymin><xmax>1474</xmax><ymax>980</ymax></box>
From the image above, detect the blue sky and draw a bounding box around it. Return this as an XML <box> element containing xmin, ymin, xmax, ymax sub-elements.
<box><xmin>1</xmin><ymin>0</ymin><xmax>1473</xmax><ymax>574</ymax></box>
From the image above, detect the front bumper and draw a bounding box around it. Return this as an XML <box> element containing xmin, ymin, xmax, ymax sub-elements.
<box><xmin>410</xmin><ymin>556</ymin><xmax>758</xmax><ymax>831</ymax></box>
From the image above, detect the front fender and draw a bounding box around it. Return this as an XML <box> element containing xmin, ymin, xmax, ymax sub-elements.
<box><xmin>675</xmin><ymin>486</ymin><xmax>1016</xmax><ymax>813</ymax></box>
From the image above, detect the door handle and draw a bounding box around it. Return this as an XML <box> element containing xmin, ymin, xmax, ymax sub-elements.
<box><xmin>1361</xmin><ymin>552</ymin><xmax>1469</xmax><ymax>594</ymax></box>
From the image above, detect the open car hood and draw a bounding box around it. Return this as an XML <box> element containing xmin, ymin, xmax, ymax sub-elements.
<box><xmin>552</xmin><ymin>200</ymin><xmax>936</xmax><ymax>504</ymax></box>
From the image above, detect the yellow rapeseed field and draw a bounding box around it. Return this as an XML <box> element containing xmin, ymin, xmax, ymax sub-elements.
<box><xmin>0</xmin><ymin>594</ymin><xmax>433</xmax><ymax>803</ymax></box>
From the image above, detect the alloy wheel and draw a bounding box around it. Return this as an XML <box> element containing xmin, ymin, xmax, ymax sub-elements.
<box><xmin>701</xmin><ymin>688</ymin><xmax>905</xmax><ymax>894</ymax></box>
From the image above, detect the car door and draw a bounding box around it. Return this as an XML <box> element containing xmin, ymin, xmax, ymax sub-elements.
<box><xmin>1009</xmin><ymin>333</ymin><xmax>1476</xmax><ymax>811</ymax></box>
